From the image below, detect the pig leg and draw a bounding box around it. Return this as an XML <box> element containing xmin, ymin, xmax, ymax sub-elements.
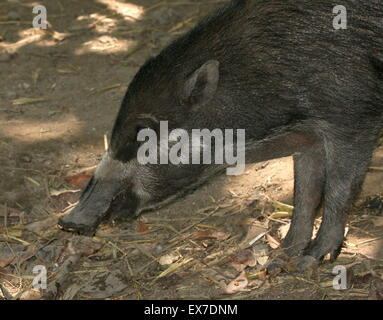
<box><xmin>267</xmin><ymin>143</ymin><xmax>325</xmax><ymax>271</ymax></box>
<box><xmin>281</xmin><ymin>144</ymin><xmax>325</xmax><ymax>256</ymax></box>
<box><xmin>297</xmin><ymin>133</ymin><xmax>376</xmax><ymax>270</ymax></box>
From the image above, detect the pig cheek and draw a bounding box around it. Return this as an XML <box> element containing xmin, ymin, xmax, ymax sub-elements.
<box><xmin>128</xmin><ymin>165</ymin><xmax>157</xmax><ymax>206</ymax></box>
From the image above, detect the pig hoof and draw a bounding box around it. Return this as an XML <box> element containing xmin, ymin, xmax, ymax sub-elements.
<box><xmin>296</xmin><ymin>255</ymin><xmax>319</xmax><ymax>272</ymax></box>
<box><xmin>57</xmin><ymin>217</ymin><xmax>97</xmax><ymax>236</ymax></box>
<box><xmin>329</xmin><ymin>245</ymin><xmax>343</xmax><ymax>263</ymax></box>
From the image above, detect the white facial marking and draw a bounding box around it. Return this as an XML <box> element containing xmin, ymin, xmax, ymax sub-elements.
<box><xmin>95</xmin><ymin>151</ymin><xmax>153</xmax><ymax>204</ymax></box>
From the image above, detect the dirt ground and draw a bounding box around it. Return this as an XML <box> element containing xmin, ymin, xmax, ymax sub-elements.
<box><xmin>0</xmin><ymin>0</ymin><xmax>383</xmax><ymax>300</ymax></box>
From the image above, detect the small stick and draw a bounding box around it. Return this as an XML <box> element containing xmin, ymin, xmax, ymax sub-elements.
<box><xmin>356</xmin><ymin>236</ymin><xmax>383</xmax><ymax>246</ymax></box>
<box><xmin>89</xmin><ymin>83</ymin><xmax>121</xmax><ymax>96</ymax></box>
<box><xmin>3</xmin><ymin>202</ymin><xmax>8</xmax><ymax>229</ymax></box>
<box><xmin>369</xmin><ymin>166</ymin><xmax>383</xmax><ymax>171</ymax></box>
<box><xmin>104</xmin><ymin>134</ymin><xmax>108</xmax><ymax>151</ymax></box>
<box><xmin>248</xmin><ymin>230</ymin><xmax>270</xmax><ymax>246</ymax></box>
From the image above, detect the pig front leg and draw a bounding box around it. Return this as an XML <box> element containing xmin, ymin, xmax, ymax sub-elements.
<box><xmin>268</xmin><ymin>143</ymin><xmax>325</xmax><ymax>271</ymax></box>
<box><xmin>282</xmin><ymin>144</ymin><xmax>325</xmax><ymax>255</ymax></box>
<box><xmin>297</xmin><ymin>132</ymin><xmax>377</xmax><ymax>270</ymax></box>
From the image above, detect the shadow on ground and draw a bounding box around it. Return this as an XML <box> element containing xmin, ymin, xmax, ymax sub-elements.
<box><xmin>0</xmin><ymin>0</ymin><xmax>382</xmax><ymax>300</ymax></box>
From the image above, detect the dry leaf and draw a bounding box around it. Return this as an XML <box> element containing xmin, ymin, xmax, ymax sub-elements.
<box><xmin>231</xmin><ymin>249</ymin><xmax>257</xmax><ymax>271</ymax></box>
<box><xmin>278</xmin><ymin>223</ymin><xmax>291</xmax><ymax>240</ymax></box>
<box><xmin>257</xmin><ymin>256</ymin><xmax>269</xmax><ymax>266</ymax></box>
<box><xmin>64</xmin><ymin>173</ymin><xmax>92</xmax><ymax>189</ymax></box>
<box><xmin>266</xmin><ymin>234</ymin><xmax>280</xmax><ymax>249</ymax></box>
<box><xmin>64</xmin><ymin>167</ymin><xmax>96</xmax><ymax>189</ymax></box>
<box><xmin>241</xmin><ymin>218</ymin><xmax>268</xmax><ymax>248</ymax></box>
<box><xmin>224</xmin><ymin>271</ymin><xmax>249</xmax><ymax>294</ymax></box>
<box><xmin>136</xmin><ymin>220</ymin><xmax>150</xmax><ymax>233</ymax></box>
<box><xmin>159</xmin><ymin>252</ymin><xmax>181</xmax><ymax>266</ymax></box>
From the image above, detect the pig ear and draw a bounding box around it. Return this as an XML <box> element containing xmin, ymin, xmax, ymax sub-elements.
<box><xmin>182</xmin><ymin>60</ymin><xmax>220</xmax><ymax>107</ymax></box>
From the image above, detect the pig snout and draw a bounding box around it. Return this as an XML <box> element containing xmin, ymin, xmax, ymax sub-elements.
<box><xmin>58</xmin><ymin>153</ymin><xmax>127</xmax><ymax>235</ymax></box>
<box><xmin>58</xmin><ymin>177</ymin><xmax>119</xmax><ymax>235</ymax></box>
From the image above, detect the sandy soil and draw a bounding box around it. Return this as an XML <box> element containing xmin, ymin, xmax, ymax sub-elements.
<box><xmin>0</xmin><ymin>0</ymin><xmax>382</xmax><ymax>300</ymax></box>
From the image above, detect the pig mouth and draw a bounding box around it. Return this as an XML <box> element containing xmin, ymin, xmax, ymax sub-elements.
<box><xmin>58</xmin><ymin>178</ymin><xmax>120</xmax><ymax>236</ymax></box>
<box><xmin>58</xmin><ymin>208</ymin><xmax>108</xmax><ymax>236</ymax></box>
